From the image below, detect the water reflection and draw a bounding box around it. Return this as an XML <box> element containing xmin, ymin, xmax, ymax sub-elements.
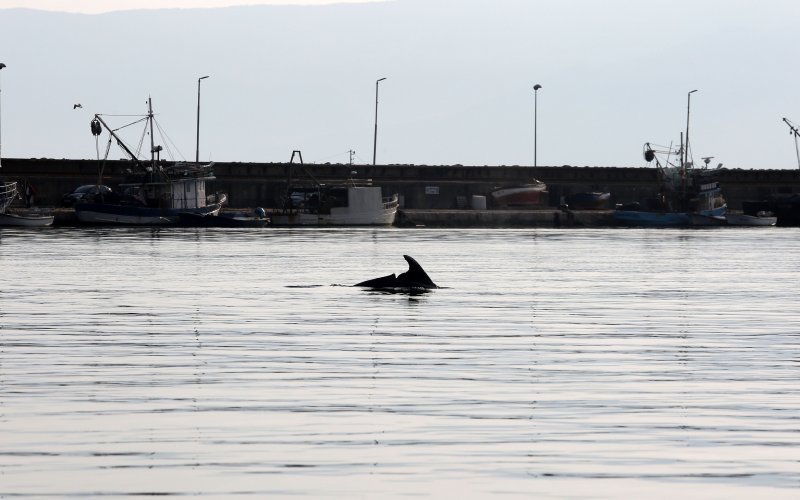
<box><xmin>0</xmin><ymin>228</ymin><xmax>798</xmax><ymax>498</ymax></box>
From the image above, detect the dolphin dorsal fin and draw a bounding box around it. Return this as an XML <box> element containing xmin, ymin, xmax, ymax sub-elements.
<box><xmin>400</xmin><ymin>255</ymin><xmax>438</xmax><ymax>288</ymax></box>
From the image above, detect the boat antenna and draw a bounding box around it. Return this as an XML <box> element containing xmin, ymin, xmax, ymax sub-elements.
<box><xmin>782</xmin><ymin>117</ymin><xmax>800</xmax><ymax>169</ymax></box>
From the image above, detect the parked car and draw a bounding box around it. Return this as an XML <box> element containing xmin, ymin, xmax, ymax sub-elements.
<box><xmin>61</xmin><ymin>184</ymin><xmax>113</xmax><ymax>207</ymax></box>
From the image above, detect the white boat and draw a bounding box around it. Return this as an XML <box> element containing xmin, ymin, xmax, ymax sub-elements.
<box><xmin>271</xmin><ymin>185</ymin><xmax>398</xmax><ymax>226</ymax></box>
<box><xmin>0</xmin><ymin>212</ymin><xmax>54</xmax><ymax>227</ymax></box>
<box><xmin>270</xmin><ymin>151</ymin><xmax>398</xmax><ymax>226</ymax></box>
<box><xmin>0</xmin><ymin>182</ymin><xmax>53</xmax><ymax>227</ymax></box>
<box><xmin>726</xmin><ymin>212</ymin><xmax>777</xmax><ymax>226</ymax></box>
<box><xmin>74</xmin><ymin>98</ymin><xmax>226</xmax><ymax>225</ymax></box>
<box><xmin>490</xmin><ymin>179</ymin><xmax>548</xmax><ymax>207</ymax></box>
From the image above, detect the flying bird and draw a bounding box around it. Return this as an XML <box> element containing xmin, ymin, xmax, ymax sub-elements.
<box><xmin>73</xmin><ymin>103</ymin><xmax>82</xmax><ymax>109</ymax></box>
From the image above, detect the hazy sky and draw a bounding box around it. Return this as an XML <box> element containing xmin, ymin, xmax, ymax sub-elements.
<box><xmin>1</xmin><ymin>0</ymin><xmax>799</xmax><ymax>169</ymax></box>
<box><xmin>0</xmin><ymin>0</ymin><xmax>382</xmax><ymax>14</ymax></box>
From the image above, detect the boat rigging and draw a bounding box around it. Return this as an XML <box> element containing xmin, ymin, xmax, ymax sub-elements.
<box><xmin>782</xmin><ymin>117</ymin><xmax>800</xmax><ymax>169</ymax></box>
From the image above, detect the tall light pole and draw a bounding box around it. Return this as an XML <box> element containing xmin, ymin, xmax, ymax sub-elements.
<box><xmin>533</xmin><ymin>84</ymin><xmax>542</xmax><ymax>167</ymax></box>
<box><xmin>0</xmin><ymin>63</ymin><xmax>5</xmax><ymax>169</ymax></box>
<box><xmin>684</xmin><ymin>89</ymin><xmax>698</xmax><ymax>168</ymax></box>
<box><xmin>373</xmin><ymin>77</ymin><xmax>387</xmax><ymax>166</ymax></box>
<box><xmin>196</xmin><ymin>75</ymin><xmax>210</xmax><ymax>163</ymax></box>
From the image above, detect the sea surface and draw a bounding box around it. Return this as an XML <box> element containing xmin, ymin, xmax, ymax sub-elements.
<box><xmin>0</xmin><ymin>226</ymin><xmax>798</xmax><ymax>499</ymax></box>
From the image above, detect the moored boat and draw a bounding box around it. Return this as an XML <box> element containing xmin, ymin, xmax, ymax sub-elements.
<box><xmin>178</xmin><ymin>209</ymin><xmax>269</xmax><ymax>228</ymax></box>
<box><xmin>0</xmin><ymin>182</ymin><xmax>53</xmax><ymax>227</ymax></box>
<box><xmin>725</xmin><ymin>212</ymin><xmax>777</xmax><ymax>226</ymax></box>
<box><xmin>0</xmin><ymin>212</ymin><xmax>55</xmax><ymax>227</ymax></box>
<box><xmin>74</xmin><ymin>98</ymin><xmax>226</xmax><ymax>226</ymax></box>
<box><xmin>271</xmin><ymin>185</ymin><xmax>398</xmax><ymax>226</ymax></box>
<box><xmin>566</xmin><ymin>191</ymin><xmax>611</xmax><ymax>210</ymax></box>
<box><xmin>269</xmin><ymin>151</ymin><xmax>398</xmax><ymax>226</ymax></box>
<box><xmin>490</xmin><ymin>180</ymin><xmax>548</xmax><ymax>208</ymax></box>
<box><xmin>614</xmin><ymin>91</ymin><xmax>726</xmax><ymax>227</ymax></box>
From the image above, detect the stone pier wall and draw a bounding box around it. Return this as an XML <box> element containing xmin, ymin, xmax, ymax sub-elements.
<box><xmin>2</xmin><ymin>158</ymin><xmax>799</xmax><ymax>210</ymax></box>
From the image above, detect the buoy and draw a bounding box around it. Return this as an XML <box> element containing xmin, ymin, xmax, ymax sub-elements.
<box><xmin>90</xmin><ymin>119</ymin><xmax>102</xmax><ymax>136</ymax></box>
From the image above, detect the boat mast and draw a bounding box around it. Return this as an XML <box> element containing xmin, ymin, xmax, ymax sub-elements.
<box><xmin>148</xmin><ymin>97</ymin><xmax>157</xmax><ymax>170</ymax></box>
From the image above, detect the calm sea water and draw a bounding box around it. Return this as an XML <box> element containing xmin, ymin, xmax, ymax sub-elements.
<box><xmin>0</xmin><ymin>227</ymin><xmax>798</xmax><ymax>499</ymax></box>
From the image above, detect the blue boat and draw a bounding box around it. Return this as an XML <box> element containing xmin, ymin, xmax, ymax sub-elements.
<box><xmin>566</xmin><ymin>191</ymin><xmax>611</xmax><ymax>210</ymax></box>
<box><xmin>614</xmin><ymin>90</ymin><xmax>726</xmax><ymax>227</ymax></box>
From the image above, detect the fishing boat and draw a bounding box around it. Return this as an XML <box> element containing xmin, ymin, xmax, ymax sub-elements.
<box><xmin>0</xmin><ymin>181</ymin><xmax>54</xmax><ymax>227</ymax></box>
<box><xmin>74</xmin><ymin>98</ymin><xmax>226</xmax><ymax>225</ymax></box>
<box><xmin>490</xmin><ymin>179</ymin><xmax>548</xmax><ymax>208</ymax></box>
<box><xmin>269</xmin><ymin>151</ymin><xmax>398</xmax><ymax>226</ymax></box>
<box><xmin>614</xmin><ymin>154</ymin><xmax>726</xmax><ymax>227</ymax></box>
<box><xmin>615</xmin><ymin>91</ymin><xmax>726</xmax><ymax>227</ymax></box>
<box><xmin>271</xmin><ymin>186</ymin><xmax>398</xmax><ymax>226</ymax></box>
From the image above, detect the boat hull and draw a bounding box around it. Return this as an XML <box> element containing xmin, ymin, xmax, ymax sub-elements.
<box><xmin>75</xmin><ymin>202</ymin><xmax>223</xmax><ymax>225</ymax></box>
<box><xmin>566</xmin><ymin>192</ymin><xmax>611</xmax><ymax>210</ymax></box>
<box><xmin>689</xmin><ymin>213</ymin><xmax>727</xmax><ymax>226</ymax></box>
<box><xmin>0</xmin><ymin>213</ymin><xmax>54</xmax><ymax>227</ymax></box>
<box><xmin>177</xmin><ymin>212</ymin><xmax>268</xmax><ymax>228</ymax></box>
<box><xmin>613</xmin><ymin>210</ymin><xmax>691</xmax><ymax>227</ymax></box>
<box><xmin>615</xmin><ymin>205</ymin><xmax>726</xmax><ymax>228</ymax></box>
<box><xmin>725</xmin><ymin>214</ymin><xmax>777</xmax><ymax>226</ymax></box>
<box><xmin>490</xmin><ymin>184</ymin><xmax>548</xmax><ymax>208</ymax></box>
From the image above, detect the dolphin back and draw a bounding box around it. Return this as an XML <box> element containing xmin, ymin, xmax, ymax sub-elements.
<box><xmin>355</xmin><ymin>273</ymin><xmax>397</xmax><ymax>288</ymax></box>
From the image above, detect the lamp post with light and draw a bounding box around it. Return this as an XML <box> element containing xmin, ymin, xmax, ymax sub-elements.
<box><xmin>373</xmin><ymin>77</ymin><xmax>387</xmax><ymax>166</ymax></box>
<box><xmin>533</xmin><ymin>83</ymin><xmax>542</xmax><ymax>167</ymax></box>
<box><xmin>684</xmin><ymin>89</ymin><xmax>698</xmax><ymax>168</ymax></box>
<box><xmin>0</xmin><ymin>62</ymin><xmax>6</xmax><ymax>169</ymax></box>
<box><xmin>196</xmin><ymin>75</ymin><xmax>210</xmax><ymax>163</ymax></box>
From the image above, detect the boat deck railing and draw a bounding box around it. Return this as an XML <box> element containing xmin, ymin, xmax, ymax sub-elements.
<box><xmin>1</xmin><ymin>182</ymin><xmax>19</xmax><ymax>213</ymax></box>
<box><xmin>383</xmin><ymin>194</ymin><xmax>400</xmax><ymax>210</ymax></box>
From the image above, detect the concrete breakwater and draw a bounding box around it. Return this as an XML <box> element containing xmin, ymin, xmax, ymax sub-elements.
<box><xmin>2</xmin><ymin>158</ymin><xmax>799</xmax><ymax>213</ymax></box>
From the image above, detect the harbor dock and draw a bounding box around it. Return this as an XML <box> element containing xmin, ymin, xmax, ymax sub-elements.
<box><xmin>396</xmin><ymin>209</ymin><xmax>614</xmax><ymax>228</ymax></box>
<box><xmin>2</xmin><ymin>158</ymin><xmax>800</xmax><ymax>227</ymax></box>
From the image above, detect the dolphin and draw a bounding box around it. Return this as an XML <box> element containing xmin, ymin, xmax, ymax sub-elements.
<box><xmin>355</xmin><ymin>255</ymin><xmax>438</xmax><ymax>290</ymax></box>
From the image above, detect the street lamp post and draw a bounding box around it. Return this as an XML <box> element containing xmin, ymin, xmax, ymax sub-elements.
<box><xmin>196</xmin><ymin>75</ymin><xmax>210</xmax><ymax>164</ymax></box>
<box><xmin>684</xmin><ymin>89</ymin><xmax>698</xmax><ymax>167</ymax></box>
<box><xmin>533</xmin><ymin>84</ymin><xmax>542</xmax><ymax>167</ymax></box>
<box><xmin>373</xmin><ymin>77</ymin><xmax>387</xmax><ymax>166</ymax></box>
<box><xmin>0</xmin><ymin>63</ymin><xmax>6</xmax><ymax>169</ymax></box>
